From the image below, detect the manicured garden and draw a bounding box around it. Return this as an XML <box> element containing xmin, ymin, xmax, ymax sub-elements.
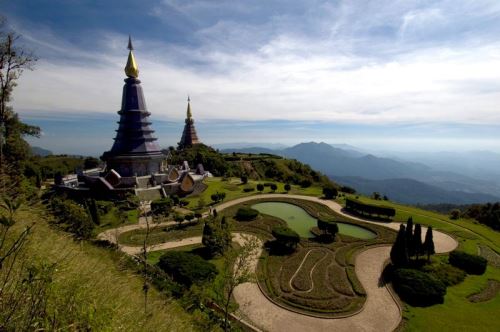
<box><xmin>219</xmin><ymin>197</ymin><xmax>397</xmax><ymax>317</ymax></box>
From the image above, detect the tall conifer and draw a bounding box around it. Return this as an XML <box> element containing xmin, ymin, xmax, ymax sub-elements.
<box><xmin>423</xmin><ymin>226</ymin><xmax>435</xmax><ymax>261</ymax></box>
<box><xmin>413</xmin><ymin>223</ymin><xmax>423</xmax><ymax>260</ymax></box>
<box><xmin>391</xmin><ymin>224</ymin><xmax>409</xmax><ymax>266</ymax></box>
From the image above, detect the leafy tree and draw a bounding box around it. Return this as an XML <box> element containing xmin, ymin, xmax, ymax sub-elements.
<box><xmin>322</xmin><ymin>186</ymin><xmax>338</xmax><ymax>199</ymax></box>
<box><xmin>317</xmin><ymin>217</ymin><xmax>339</xmax><ymax>243</ymax></box>
<box><xmin>390</xmin><ymin>224</ymin><xmax>408</xmax><ymax>267</ymax></box>
<box><xmin>284</xmin><ymin>183</ymin><xmax>291</xmax><ymax>192</ymax></box>
<box><xmin>0</xmin><ymin>21</ymin><xmax>38</xmax><ymax>171</ymax></box>
<box><xmin>371</xmin><ymin>192</ymin><xmax>381</xmax><ymax>200</ymax></box>
<box><xmin>240</xmin><ymin>175</ymin><xmax>248</xmax><ymax>184</ymax></box>
<box><xmin>83</xmin><ymin>156</ymin><xmax>100</xmax><ymax>169</ymax></box>
<box><xmin>423</xmin><ymin>226</ymin><xmax>435</xmax><ymax>261</ymax></box>
<box><xmin>202</xmin><ymin>216</ymin><xmax>232</xmax><ymax>257</ymax></box>
<box><xmin>257</xmin><ymin>183</ymin><xmax>264</xmax><ymax>192</ymax></box>
<box><xmin>449</xmin><ymin>209</ymin><xmax>461</xmax><ymax>220</ymax></box>
<box><xmin>413</xmin><ymin>223</ymin><xmax>423</xmax><ymax>260</ymax></box>
<box><xmin>271</xmin><ymin>226</ymin><xmax>300</xmax><ymax>252</ymax></box>
<box><xmin>215</xmin><ymin>235</ymin><xmax>259</xmax><ymax>331</ymax></box>
<box><xmin>150</xmin><ymin>197</ymin><xmax>173</xmax><ymax>217</ymax></box>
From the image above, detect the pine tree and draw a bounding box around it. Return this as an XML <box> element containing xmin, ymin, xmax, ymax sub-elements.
<box><xmin>405</xmin><ymin>217</ymin><xmax>414</xmax><ymax>258</ymax></box>
<box><xmin>423</xmin><ymin>226</ymin><xmax>435</xmax><ymax>261</ymax></box>
<box><xmin>391</xmin><ymin>224</ymin><xmax>409</xmax><ymax>266</ymax></box>
<box><xmin>413</xmin><ymin>223</ymin><xmax>423</xmax><ymax>260</ymax></box>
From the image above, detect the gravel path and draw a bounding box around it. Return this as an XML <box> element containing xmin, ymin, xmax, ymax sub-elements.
<box><xmin>98</xmin><ymin>194</ymin><xmax>458</xmax><ymax>332</ymax></box>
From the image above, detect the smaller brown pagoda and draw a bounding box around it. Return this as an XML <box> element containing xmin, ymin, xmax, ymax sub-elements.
<box><xmin>178</xmin><ymin>97</ymin><xmax>201</xmax><ymax>149</ymax></box>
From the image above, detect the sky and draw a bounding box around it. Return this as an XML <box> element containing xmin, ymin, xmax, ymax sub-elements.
<box><xmin>2</xmin><ymin>0</ymin><xmax>500</xmax><ymax>155</ymax></box>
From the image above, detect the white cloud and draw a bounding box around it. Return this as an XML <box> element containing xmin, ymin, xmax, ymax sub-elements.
<box><xmin>10</xmin><ymin>0</ymin><xmax>500</xmax><ymax>128</ymax></box>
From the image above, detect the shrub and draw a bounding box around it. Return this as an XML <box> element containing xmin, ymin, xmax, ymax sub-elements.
<box><xmin>243</xmin><ymin>187</ymin><xmax>255</xmax><ymax>192</ymax></box>
<box><xmin>284</xmin><ymin>183</ymin><xmax>291</xmax><ymax>192</ymax></box>
<box><xmin>157</xmin><ymin>251</ymin><xmax>217</xmax><ymax>286</ymax></box>
<box><xmin>422</xmin><ymin>262</ymin><xmax>466</xmax><ymax>286</ymax></box>
<box><xmin>449</xmin><ymin>209</ymin><xmax>461</xmax><ymax>220</ymax></box>
<box><xmin>392</xmin><ymin>268</ymin><xmax>446</xmax><ymax>306</ymax></box>
<box><xmin>240</xmin><ymin>175</ymin><xmax>248</xmax><ymax>184</ymax></box>
<box><xmin>235</xmin><ymin>207</ymin><xmax>259</xmax><ymax>221</ymax></box>
<box><xmin>300</xmin><ymin>179</ymin><xmax>312</xmax><ymax>188</ymax></box>
<box><xmin>449</xmin><ymin>250</ymin><xmax>487</xmax><ymax>275</ymax></box>
<box><xmin>272</xmin><ymin>226</ymin><xmax>300</xmax><ymax>252</ymax></box>
<box><xmin>270</xmin><ymin>183</ymin><xmax>278</xmax><ymax>192</ymax></box>
<box><xmin>340</xmin><ymin>186</ymin><xmax>356</xmax><ymax>194</ymax></box>
<box><xmin>257</xmin><ymin>184</ymin><xmax>264</xmax><ymax>192</ymax></box>
<box><xmin>151</xmin><ymin>197</ymin><xmax>173</xmax><ymax>216</ymax></box>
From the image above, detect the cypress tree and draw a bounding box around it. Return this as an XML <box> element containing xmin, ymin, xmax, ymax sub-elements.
<box><xmin>406</xmin><ymin>217</ymin><xmax>414</xmax><ymax>258</ymax></box>
<box><xmin>423</xmin><ymin>226</ymin><xmax>435</xmax><ymax>261</ymax></box>
<box><xmin>413</xmin><ymin>223</ymin><xmax>423</xmax><ymax>260</ymax></box>
<box><xmin>391</xmin><ymin>224</ymin><xmax>409</xmax><ymax>266</ymax></box>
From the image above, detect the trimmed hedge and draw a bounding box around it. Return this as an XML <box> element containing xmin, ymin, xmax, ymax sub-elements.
<box><xmin>449</xmin><ymin>250</ymin><xmax>487</xmax><ymax>275</ymax></box>
<box><xmin>157</xmin><ymin>251</ymin><xmax>217</xmax><ymax>286</ymax></box>
<box><xmin>235</xmin><ymin>207</ymin><xmax>259</xmax><ymax>221</ymax></box>
<box><xmin>392</xmin><ymin>268</ymin><xmax>446</xmax><ymax>306</ymax></box>
<box><xmin>345</xmin><ymin>198</ymin><xmax>396</xmax><ymax>219</ymax></box>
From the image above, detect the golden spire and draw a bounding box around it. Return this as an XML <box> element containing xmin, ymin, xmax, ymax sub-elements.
<box><xmin>187</xmin><ymin>96</ymin><xmax>192</xmax><ymax>119</ymax></box>
<box><xmin>125</xmin><ymin>35</ymin><xmax>139</xmax><ymax>78</ymax></box>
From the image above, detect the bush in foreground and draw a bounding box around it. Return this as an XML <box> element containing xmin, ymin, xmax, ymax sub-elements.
<box><xmin>157</xmin><ymin>251</ymin><xmax>217</xmax><ymax>287</ymax></box>
<box><xmin>449</xmin><ymin>250</ymin><xmax>487</xmax><ymax>275</ymax></box>
<box><xmin>235</xmin><ymin>207</ymin><xmax>259</xmax><ymax>221</ymax></box>
<box><xmin>392</xmin><ymin>268</ymin><xmax>446</xmax><ymax>306</ymax></box>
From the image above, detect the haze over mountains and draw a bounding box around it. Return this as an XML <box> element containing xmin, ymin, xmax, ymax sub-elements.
<box><xmin>220</xmin><ymin>142</ymin><xmax>500</xmax><ymax>205</ymax></box>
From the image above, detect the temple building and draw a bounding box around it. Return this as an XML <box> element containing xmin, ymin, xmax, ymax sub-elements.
<box><xmin>178</xmin><ymin>97</ymin><xmax>201</xmax><ymax>149</ymax></box>
<box><xmin>56</xmin><ymin>38</ymin><xmax>208</xmax><ymax>200</ymax></box>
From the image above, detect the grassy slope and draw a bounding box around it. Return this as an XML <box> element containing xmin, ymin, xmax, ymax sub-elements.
<box><xmin>16</xmin><ymin>209</ymin><xmax>195</xmax><ymax>332</ymax></box>
<box><xmin>340</xmin><ymin>195</ymin><xmax>500</xmax><ymax>255</ymax></box>
<box><xmin>337</xmin><ymin>195</ymin><xmax>500</xmax><ymax>332</ymax></box>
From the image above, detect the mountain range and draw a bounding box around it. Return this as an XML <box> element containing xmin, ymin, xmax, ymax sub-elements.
<box><xmin>222</xmin><ymin>142</ymin><xmax>500</xmax><ymax>205</ymax></box>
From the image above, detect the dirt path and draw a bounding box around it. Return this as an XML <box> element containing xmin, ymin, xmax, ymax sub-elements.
<box><xmin>98</xmin><ymin>194</ymin><xmax>458</xmax><ymax>332</ymax></box>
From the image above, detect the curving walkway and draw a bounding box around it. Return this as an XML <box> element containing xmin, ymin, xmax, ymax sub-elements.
<box><xmin>98</xmin><ymin>194</ymin><xmax>458</xmax><ymax>332</ymax></box>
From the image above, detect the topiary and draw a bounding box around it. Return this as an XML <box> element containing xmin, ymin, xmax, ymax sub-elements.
<box><xmin>157</xmin><ymin>251</ymin><xmax>217</xmax><ymax>286</ymax></box>
<box><xmin>392</xmin><ymin>268</ymin><xmax>446</xmax><ymax>306</ymax></box>
<box><xmin>235</xmin><ymin>207</ymin><xmax>259</xmax><ymax>221</ymax></box>
<box><xmin>449</xmin><ymin>250</ymin><xmax>487</xmax><ymax>275</ymax></box>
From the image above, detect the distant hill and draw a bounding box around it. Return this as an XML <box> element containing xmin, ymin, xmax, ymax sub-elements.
<box><xmin>223</xmin><ymin>141</ymin><xmax>500</xmax><ymax>204</ymax></box>
<box><xmin>332</xmin><ymin>176</ymin><xmax>499</xmax><ymax>205</ymax></box>
<box><xmin>31</xmin><ymin>146</ymin><xmax>53</xmax><ymax>157</ymax></box>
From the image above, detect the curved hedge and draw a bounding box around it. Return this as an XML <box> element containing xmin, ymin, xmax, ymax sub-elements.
<box><xmin>345</xmin><ymin>198</ymin><xmax>395</xmax><ymax>219</ymax></box>
<box><xmin>157</xmin><ymin>251</ymin><xmax>217</xmax><ymax>286</ymax></box>
<box><xmin>235</xmin><ymin>207</ymin><xmax>259</xmax><ymax>221</ymax></box>
<box><xmin>449</xmin><ymin>250</ymin><xmax>487</xmax><ymax>275</ymax></box>
<box><xmin>392</xmin><ymin>268</ymin><xmax>446</xmax><ymax>306</ymax></box>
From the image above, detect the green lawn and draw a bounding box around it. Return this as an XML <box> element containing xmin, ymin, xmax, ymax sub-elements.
<box><xmin>335</xmin><ymin>194</ymin><xmax>500</xmax><ymax>331</ymax></box>
<box><xmin>403</xmin><ymin>265</ymin><xmax>500</xmax><ymax>332</ymax></box>
<box><xmin>95</xmin><ymin>207</ymin><xmax>139</xmax><ymax>234</ymax></box>
<box><xmin>340</xmin><ymin>195</ymin><xmax>500</xmax><ymax>255</ymax></box>
<box><xmin>185</xmin><ymin>176</ymin><xmax>323</xmax><ymax>210</ymax></box>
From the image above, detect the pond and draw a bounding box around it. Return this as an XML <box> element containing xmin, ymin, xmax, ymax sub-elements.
<box><xmin>251</xmin><ymin>201</ymin><xmax>377</xmax><ymax>240</ymax></box>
